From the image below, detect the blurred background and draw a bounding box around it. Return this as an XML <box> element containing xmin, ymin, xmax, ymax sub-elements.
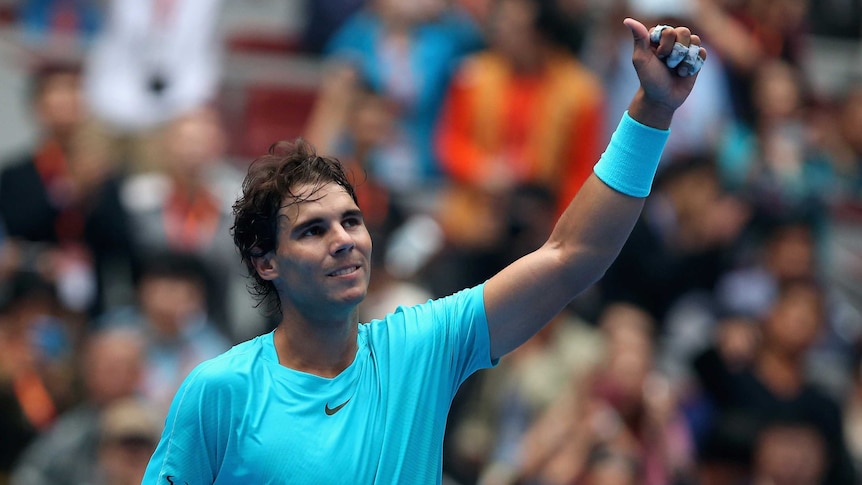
<box><xmin>0</xmin><ymin>0</ymin><xmax>859</xmax><ymax>484</ymax></box>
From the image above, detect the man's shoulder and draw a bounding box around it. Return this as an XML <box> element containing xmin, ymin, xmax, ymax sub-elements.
<box><xmin>423</xmin><ymin>284</ymin><xmax>485</xmax><ymax>313</ymax></box>
<box><xmin>362</xmin><ymin>285</ymin><xmax>485</xmax><ymax>337</ymax></box>
<box><xmin>183</xmin><ymin>335</ymin><xmax>270</xmax><ymax>387</ymax></box>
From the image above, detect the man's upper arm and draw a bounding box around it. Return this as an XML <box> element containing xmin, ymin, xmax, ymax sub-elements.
<box><xmin>483</xmin><ymin>243</ymin><xmax>578</xmax><ymax>361</ymax></box>
<box><xmin>142</xmin><ymin>365</ymin><xmax>227</xmax><ymax>484</ymax></box>
<box><xmin>483</xmin><ymin>173</ymin><xmax>647</xmax><ymax>360</ymax></box>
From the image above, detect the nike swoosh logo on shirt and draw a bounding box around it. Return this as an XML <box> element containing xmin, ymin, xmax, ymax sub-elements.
<box><xmin>324</xmin><ymin>398</ymin><xmax>350</xmax><ymax>415</ymax></box>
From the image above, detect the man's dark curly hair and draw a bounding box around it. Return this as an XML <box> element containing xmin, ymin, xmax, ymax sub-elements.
<box><xmin>231</xmin><ymin>138</ymin><xmax>358</xmax><ymax>315</ymax></box>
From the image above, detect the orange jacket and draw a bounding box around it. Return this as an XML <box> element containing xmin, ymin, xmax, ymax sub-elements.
<box><xmin>435</xmin><ymin>50</ymin><xmax>606</xmax><ymax>214</ymax></box>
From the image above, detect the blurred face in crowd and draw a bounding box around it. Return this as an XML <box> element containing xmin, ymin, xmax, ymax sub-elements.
<box><xmin>163</xmin><ymin>107</ymin><xmax>226</xmax><ymax>178</ymax></box>
<box><xmin>672</xmin><ymin>164</ymin><xmax>720</xmax><ymax>224</ymax></box>
<box><xmin>763</xmin><ymin>283</ymin><xmax>823</xmax><ymax>357</ymax></box>
<box><xmin>489</xmin><ymin>0</ymin><xmax>543</xmax><ymax>70</ymax></box>
<box><xmin>664</xmin><ymin>161</ymin><xmax>749</xmax><ymax>251</ymax></box>
<box><xmin>752</xmin><ymin>60</ymin><xmax>803</xmax><ymax>121</ymax></box>
<box><xmin>753</xmin><ymin>424</ymin><xmax>825</xmax><ymax>485</ymax></box>
<box><xmin>594</xmin><ymin>305</ymin><xmax>654</xmax><ymax>419</ymax></box>
<box><xmin>765</xmin><ymin>224</ymin><xmax>815</xmax><ymax>282</ymax></box>
<box><xmin>139</xmin><ymin>274</ymin><xmax>205</xmax><ymax>338</ymax></box>
<box><xmin>34</xmin><ymin>71</ymin><xmax>85</xmax><ymax>137</ymax></box>
<box><xmin>67</xmin><ymin>123</ymin><xmax>114</xmax><ymax>194</ymax></box>
<box><xmin>348</xmin><ymin>89</ymin><xmax>394</xmax><ymax>153</ymax></box>
<box><xmin>83</xmin><ymin>331</ymin><xmax>145</xmax><ymax>406</ymax></box>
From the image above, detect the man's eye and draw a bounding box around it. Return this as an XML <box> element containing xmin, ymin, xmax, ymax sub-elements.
<box><xmin>301</xmin><ymin>226</ymin><xmax>323</xmax><ymax>237</ymax></box>
<box><xmin>343</xmin><ymin>217</ymin><xmax>362</xmax><ymax>228</ymax></box>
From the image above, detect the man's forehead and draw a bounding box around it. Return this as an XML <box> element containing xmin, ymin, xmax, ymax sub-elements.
<box><xmin>277</xmin><ymin>182</ymin><xmax>355</xmax><ymax>218</ymax></box>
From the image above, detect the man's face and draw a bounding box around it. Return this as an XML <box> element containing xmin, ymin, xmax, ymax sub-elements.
<box><xmin>139</xmin><ymin>275</ymin><xmax>204</xmax><ymax>337</ymax></box>
<box><xmin>35</xmin><ymin>72</ymin><xmax>84</xmax><ymax>135</ymax></box>
<box><xmin>765</xmin><ymin>286</ymin><xmax>822</xmax><ymax>356</ymax></box>
<box><xmin>267</xmin><ymin>182</ymin><xmax>372</xmax><ymax>319</ymax></box>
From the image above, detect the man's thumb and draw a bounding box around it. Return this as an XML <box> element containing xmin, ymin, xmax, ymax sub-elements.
<box><xmin>623</xmin><ymin>17</ymin><xmax>650</xmax><ymax>52</ymax></box>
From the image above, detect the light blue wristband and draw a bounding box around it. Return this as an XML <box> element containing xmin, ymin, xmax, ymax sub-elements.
<box><xmin>593</xmin><ymin>111</ymin><xmax>670</xmax><ymax>198</ymax></box>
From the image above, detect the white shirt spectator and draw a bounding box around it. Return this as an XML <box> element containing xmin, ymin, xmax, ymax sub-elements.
<box><xmin>83</xmin><ymin>0</ymin><xmax>225</xmax><ymax>132</ymax></box>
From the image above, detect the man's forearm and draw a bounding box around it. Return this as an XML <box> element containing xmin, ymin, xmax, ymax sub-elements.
<box><xmin>547</xmin><ymin>100</ymin><xmax>670</xmax><ymax>285</ymax></box>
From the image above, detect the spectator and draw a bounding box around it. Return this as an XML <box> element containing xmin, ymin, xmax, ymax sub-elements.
<box><xmin>514</xmin><ymin>303</ymin><xmax>696</xmax><ymax>485</ymax></box>
<box><xmin>451</xmin><ymin>306</ymin><xmax>603</xmax><ymax>485</ymax></box>
<box><xmin>119</xmin><ymin>106</ymin><xmax>260</xmax><ymax>340</ymax></box>
<box><xmin>93</xmin><ymin>397</ymin><xmax>161</xmax><ymax>485</ymax></box>
<box><xmin>297</xmin><ymin>78</ymin><xmax>408</xmax><ymax>270</ymax></box>
<box><xmin>694</xmin><ymin>278</ymin><xmax>855</xmax><ymax>485</ymax></box>
<box><xmin>695</xmin><ymin>0</ymin><xmax>809</xmax><ymax>121</ymax></box>
<box><xmin>0</xmin><ymin>270</ymin><xmax>76</xmax><ymax>480</ymax></box>
<box><xmin>0</xmin><ymin>61</ymin><xmax>87</xmax><ymax>244</ymax></box>
<box><xmin>656</xmin><ymin>216</ymin><xmax>820</xmax><ymax>389</ymax></box>
<box><xmin>304</xmin><ymin>0</ymin><xmax>483</xmax><ymax>201</ymax></box>
<box><xmin>716</xmin><ymin>59</ymin><xmax>836</xmax><ymax>228</ymax></box>
<box><xmin>82</xmin><ymin>0</ymin><xmax>226</xmax><ymax>172</ymax></box>
<box><xmin>715</xmin><ymin>217</ymin><xmax>817</xmax><ymax>321</ymax></box>
<box><xmin>11</xmin><ymin>327</ymin><xmax>145</xmax><ymax>485</ymax></box>
<box><xmin>0</xmin><ymin>62</ymin><xmax>134</xmax><ymax>316</ymax></box>
<box><xmin>435</xmin><ymin>0</ymin><xmax>607</xmax><ymax>216</ymax></box>
<box><xmin>101</xmin><ymin>252</ymin><xmax>229</xmax><ymax>415</ymax></box>
<box><xmin>598</xmin><ymin>153</ymin><xmax>749</xmax><ymax>325</ymax></box>
<box><xmin>747</xmin><ymin>418</ymin><xmax>828</xmax><ymax>485</ymax></box>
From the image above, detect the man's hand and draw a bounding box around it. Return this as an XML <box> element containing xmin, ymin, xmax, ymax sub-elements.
<box><xmin>624</xmin><ymin>18</ymin><xmax>706</xmax><ymax>129</ymax></box>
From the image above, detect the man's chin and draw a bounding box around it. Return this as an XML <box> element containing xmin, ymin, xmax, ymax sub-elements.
<box><xmin>337</xmin><ymin>288</ymin><xmax>367</xmax><ymax>307</ymax></box>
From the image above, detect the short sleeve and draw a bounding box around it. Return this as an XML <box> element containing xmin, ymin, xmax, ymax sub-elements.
<box><xmin>141</xmin><ymin>362</ymin><xmax>233</xmax><ymax>485</ymax></box>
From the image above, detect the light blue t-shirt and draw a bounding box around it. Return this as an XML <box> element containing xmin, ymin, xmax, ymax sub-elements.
<box><xmin>142</xmin><ymin>284</ymin><xmax>494</xmax><ymax>484</ymax></box>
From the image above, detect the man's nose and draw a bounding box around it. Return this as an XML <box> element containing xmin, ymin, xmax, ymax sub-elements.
<box><xmin>330</xmin><ymin>224</ymin><xmax>356</xmax><ymax>255</ymax></box>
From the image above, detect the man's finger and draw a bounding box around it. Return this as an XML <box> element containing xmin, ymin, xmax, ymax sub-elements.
<box><xmin>649</xmin><ymin>24</ymin><xmax>673</xmax><ymax>45</ymax></box>
<box><xmin>673</xmin><ymin>26</ymin><xmax>692</xmax><ymax>48</ymax></box>
<box><xmin>624</xmin><ymin>17</ymin><xmax>650</xmax><ymax>53</ymax></box>
<box><xmin>653</xmin><ymin>26</ymin><xmax>678</xmax><ymax>59</ymax></box>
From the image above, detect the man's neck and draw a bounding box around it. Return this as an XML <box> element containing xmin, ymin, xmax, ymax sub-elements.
<box><xmin>273</xmin><ymin>313</ymin><xmax>359</xmax><ymax>378</ymax></box>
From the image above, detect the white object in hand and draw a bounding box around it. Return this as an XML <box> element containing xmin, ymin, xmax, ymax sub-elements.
<box><xmin>649</xmin><ymin>24</ymin><xmax>704</xmax><ymax>77</ymax></box>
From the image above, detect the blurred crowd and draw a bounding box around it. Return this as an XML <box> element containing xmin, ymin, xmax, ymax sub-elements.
<box><xmin>0</xmin><ymin>0</ymin><xmax>860</xmax><ymax>484</ymax></box>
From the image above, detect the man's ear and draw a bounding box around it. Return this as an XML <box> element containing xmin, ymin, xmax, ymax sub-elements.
<box><xmin>251</xmin><ymin>251</ymin><xmax>278</xmax><ymax>281</ymax></box>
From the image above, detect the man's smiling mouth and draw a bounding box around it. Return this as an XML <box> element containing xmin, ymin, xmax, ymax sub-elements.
<box><xmin>328</xmin><ymin>266</ymin><xmax>360</xmax><ymax>277</ymax></box>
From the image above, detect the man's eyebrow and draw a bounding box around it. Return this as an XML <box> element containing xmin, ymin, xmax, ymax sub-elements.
<box><xmin>343</xmin><ymin>209</ymin><xmax>364</xmax><ymax>220</ymax></box>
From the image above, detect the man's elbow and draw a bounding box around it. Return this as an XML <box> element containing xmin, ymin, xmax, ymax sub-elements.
<box><xmin>557</xmin><ymin>243</ymin><xmax>621</xmax><ymax>291</ymax></box>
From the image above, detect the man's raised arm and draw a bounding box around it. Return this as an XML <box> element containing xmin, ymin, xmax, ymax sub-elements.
<box><xmin>484</xmin><ymin>18</ymin><xmax>707</xmax><ymax>360</ymax></box>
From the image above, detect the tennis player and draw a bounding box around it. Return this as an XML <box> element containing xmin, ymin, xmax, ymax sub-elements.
<box><xmin>142</xmin><ymin>17</ymin><xmax>706</xmax><ymax>484</ymax></box>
